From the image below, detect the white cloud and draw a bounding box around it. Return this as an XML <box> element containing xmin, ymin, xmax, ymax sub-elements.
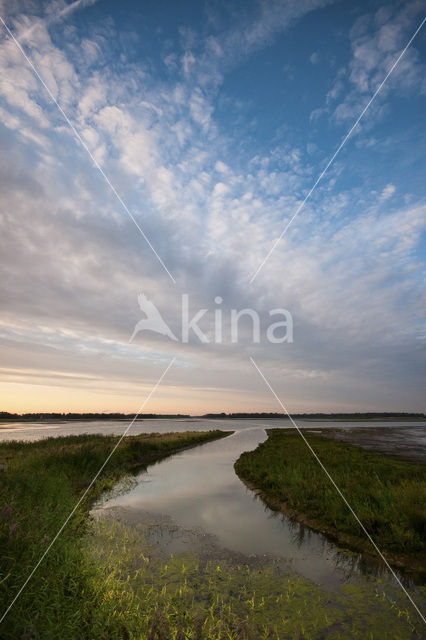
<box><xmin>182</xmin><ymin>50</ymin><xmax>196</xmax><ymax>76</ymax></box>
<box><xmin>78</xmin><ymin>78</ymin><xmax>107</xmax><ymax>120</ymax></box>
<box><xmin>215</xmin><ymin>160</ymin><xmax>229</xmax><ymax>174</ymax></box>
<box><xmin>0</xmin><ymin>0</ymin><xmax>425</xmax><ymax>412</ymax></box>
<box><xmin>189</xmin><ymin>89</ymin><xmax>213</xmax><ymax>129</ymax></box>
<box><xmin>379</xmin><ymin>183</ymin><xmax>396</xmax><ymax>201</ymax></box>
<box><xmin>329</xmin><ymin>3</ymin><xmax>426</xmax><ymax>124</ymax></box>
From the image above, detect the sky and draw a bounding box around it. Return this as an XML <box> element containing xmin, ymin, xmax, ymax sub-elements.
<box><xmin>0</xmin><ymin>0</ymin><xmax>425</xmax><ymax>415</ymax></box>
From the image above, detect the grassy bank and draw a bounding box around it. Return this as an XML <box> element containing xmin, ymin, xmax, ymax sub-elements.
<box><xmin>234</xmin><ymin>429</ymin><xmax>426</xmax><ymax>577</ymax></box>
<box><xmin>0</xmin><ymin>430</ymin><xmax>229</xmax><ymax>639</ymax></box>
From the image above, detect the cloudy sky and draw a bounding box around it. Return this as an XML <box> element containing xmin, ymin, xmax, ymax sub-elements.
<box><xmin>0</xmin><ymin>0</ymin><xmax>425</xmax><ymax>415</ymax></box>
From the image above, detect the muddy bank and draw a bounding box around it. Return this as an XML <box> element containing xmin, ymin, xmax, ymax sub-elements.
<box><xmin>318</xmin><ymin>426</ymin><xmax>426</xmax><ymax>464</ymax></box>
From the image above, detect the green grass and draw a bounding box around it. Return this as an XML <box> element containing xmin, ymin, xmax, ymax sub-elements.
<box><xmin>234</xmin><ymin>429</ymin><xmax>426</xmax><ymax>575</ymax></box>
<box><xmin>1</xmin><ymin>429</ymin><xmax>425</xmax><ymax>639</ymax></box>
<box><xmin>0</xmin><ymin>430</ymin><xmax>230</xmax><ymax>639</ymax></box>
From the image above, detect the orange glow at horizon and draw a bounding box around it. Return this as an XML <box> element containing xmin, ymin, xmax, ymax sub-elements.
<box><xmin>0</xmin><ymin>379</ymin><xmax>284</xmax><ymax>415</ymax></box>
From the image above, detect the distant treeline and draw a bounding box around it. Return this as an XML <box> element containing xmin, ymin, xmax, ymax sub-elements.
<box><xmin>0</xmin><ymin>412</ymin><xmax>190</xmax><ymax>422</ymax></box>
<box><xmin>1</xmin><ymin>411</ymin><xmax>425</xmax><ymax>422</ymax></box>
<box><xmin>200</xmin><ymin>412</ymin><xmax>426</xmax><ymax>420</ymax></box>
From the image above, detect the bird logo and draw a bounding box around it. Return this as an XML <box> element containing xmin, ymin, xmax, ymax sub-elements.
<box><xmin>129</xmin><ymin>293</ymin><xmax>178</xmax><ymax>342</ymax></box>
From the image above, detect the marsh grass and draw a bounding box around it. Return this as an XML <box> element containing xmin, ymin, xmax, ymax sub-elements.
<box><xmin>1</xmin><ymin>428</ymin><xmax>425</xmax><ymax>639</ymax></box>
<box><xmin>0</xmin><ymin>430</ymin><xmax>229</xmax><ymax>639</ymax></box>
<box><xmin>234</xmin><ymin>429</ymin><xmax>426</xmax><ymax>575</ymax></box>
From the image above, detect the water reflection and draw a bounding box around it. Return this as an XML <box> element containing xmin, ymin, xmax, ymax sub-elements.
<box><xmin>2</xmin><ymin>417</ymin><xmax>424</xmax><ymax>588</ymax></box>
<box><xmin>95</xmin><ymin>426</ymin><xmax>416</xmax><ymax>588</ymax></box>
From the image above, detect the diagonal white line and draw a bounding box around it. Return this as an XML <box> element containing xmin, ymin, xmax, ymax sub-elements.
<box><xmin>249</xmin><ymin>16</ymin><xmax>426</xmax><ymax>284</ymax></box>
<box><xmin>0</xmin><ymin>16</ymin><xmax>176</xmax><ymax>284</ymax></box>
<box><xmin>249</xmin><ymin>356</ymin><xmax>426</xmax><ymax>624</ymax></box>
<box><xmin>0</xmin><ymin>356</ymin><xmax>176</xmax><ymax>625</ymax></box>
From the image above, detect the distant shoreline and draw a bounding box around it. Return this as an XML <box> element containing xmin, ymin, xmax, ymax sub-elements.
<box><xmin>1</xmin><ymin>411</ymin><xmax>425</xmax><ymax>423</ymax></box>
<box><xmin>0</xmin><ymin>413</ymin><xmax>192</xmax><ymax>423</ymax></box>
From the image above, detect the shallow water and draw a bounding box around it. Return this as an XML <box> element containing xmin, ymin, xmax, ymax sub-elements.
<box><xmin>89</xmin><ymin>421</ymin><xmax>425</xmax><ymax>590</ymax></box>
<box><xmin>1</xmin><ymin>415</ymin><xmax>425</xmax><ymax>453</ymax></box>
<box><xmin>3</xmin><ymin>417</ymin><xmax>425</xmax><ymax>590</ymax></box>
<box><xmin>86</xmin><ymin>509</ymin><xmax>425</xmax><ymax>639</ymax></box>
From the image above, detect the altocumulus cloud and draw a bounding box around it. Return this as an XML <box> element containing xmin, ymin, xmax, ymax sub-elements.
<box><xmin>0</xmin><ymin>0</ymin><xmax>425</xmax><ymax>413</ymax></box>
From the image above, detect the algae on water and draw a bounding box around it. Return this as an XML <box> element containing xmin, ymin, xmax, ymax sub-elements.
<box><xmin>85</xmin><ymin>511</ymin><xmax>426</xmax><ymax>639</ymax></box>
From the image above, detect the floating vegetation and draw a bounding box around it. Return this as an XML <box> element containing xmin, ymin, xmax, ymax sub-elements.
<box><xmin>84</xmin><ymin>510</ymin><xmax>426</xmax><ymax>639</ymax></box>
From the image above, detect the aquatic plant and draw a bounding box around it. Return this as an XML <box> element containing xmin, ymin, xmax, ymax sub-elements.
<box><xmin>84</xmin><ymin>514</ymin><xmax>425</xmax><ymax>639</ymax></box>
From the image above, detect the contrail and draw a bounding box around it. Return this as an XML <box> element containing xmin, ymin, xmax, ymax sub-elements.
<box><xmin>15</xmin><ymin>0</ymin><xmax>99</xmax><ymax>41</ymax></box>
